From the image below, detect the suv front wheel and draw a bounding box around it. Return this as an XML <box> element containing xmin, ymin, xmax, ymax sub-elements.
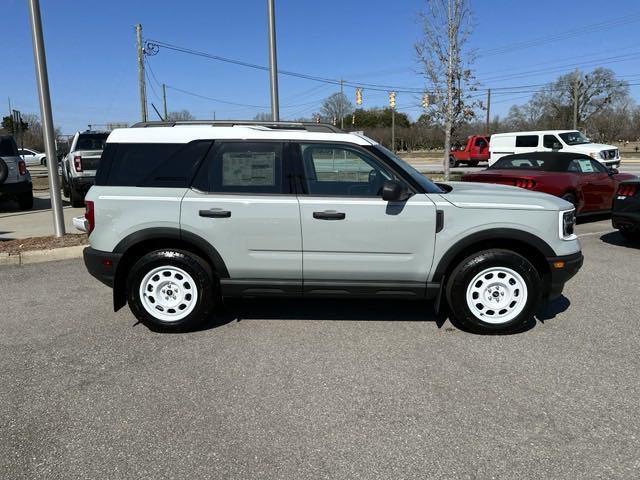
<box><xmin>127</xmin><ymin>249</ymin><xmax>216</xmax><ymax>332</ymax></box>
<box><xmin>446</xmin><ymin>249</ymin><xmax>542</xmax><ymax>333</ymax></box>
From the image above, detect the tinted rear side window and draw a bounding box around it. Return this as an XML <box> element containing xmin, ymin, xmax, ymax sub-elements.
<box><xmin>0</xmin><ymin>136</ymin><xmax>18</xmax><ymax>156</ymax></box>
<box><xmin>96</xmin><ymin>141</ymin><xmax>212</xmax><ymax>187</ymax></box>
<box><xmin>515</xmin><ymin>135</ymin><xmax>539</xmax><ymax>148</ymax></box>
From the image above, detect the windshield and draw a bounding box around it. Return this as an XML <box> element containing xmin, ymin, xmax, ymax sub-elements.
<box><xmin>490</xmin><ymin>156</ymin><xmax>554</xmax><ymax>171</ymax></box>
<box><xmin>0</xmin><ymin>136</ymin><xmax>18</xmax><ymax>156</ymax></box>
<box><xmin>76</xmin><ymin>133</ymin><xmax>109</xmax><ymax>151</ymax></box>
<box><xmin>369</xmin><ymin>144</ymin><xmax>444</xmax><ymax>194</ymax></box>
<box><xmin>559</xmin><ymin>131</ymin><xmax>590</xmax><ymax>146</ymax></box>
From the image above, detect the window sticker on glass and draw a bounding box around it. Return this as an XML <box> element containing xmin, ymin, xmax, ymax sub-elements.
<box><xmin>222</xmin><ymin>152</ymin><xmax>276</xmax><ymax>186</ymax></box>
<box><xmin>577</xmin><ymin>159</ymin><xmax>594</xmax><ymax>173</ymax></box>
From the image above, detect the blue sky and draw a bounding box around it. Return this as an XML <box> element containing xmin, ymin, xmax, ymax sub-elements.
<box><xmin>2</xmin><ymin>0</ymin><xmax>640</xmax><ymax>133</ymax></box>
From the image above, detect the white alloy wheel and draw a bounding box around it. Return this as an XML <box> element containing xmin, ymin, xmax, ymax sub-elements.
<box><xmin>465</xmin><ymin>266</ymin><xmax>528</xmax><ymax>324</ymax></box>
<box><xmin>139</xmin><ymin>265</ymin><xmax>199</xmax><ymax>322</ymax></box>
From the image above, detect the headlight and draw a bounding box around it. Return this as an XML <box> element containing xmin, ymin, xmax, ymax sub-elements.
<box><xmin>589</xmin><ymin>152</ymin><xmax>599</xmax><ymax>159</ymax></box>
<box><xmin>559</xmin><ymin>210</ymin><xmax>577</xmax><ymax>240</ymax></box>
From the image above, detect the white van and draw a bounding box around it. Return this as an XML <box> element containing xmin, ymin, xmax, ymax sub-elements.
<box><xmin>489</xmin><ymin>130</ymin><xmax>620</xmax><ymax>167</ymax></box>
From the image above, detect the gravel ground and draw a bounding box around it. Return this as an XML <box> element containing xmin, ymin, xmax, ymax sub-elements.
<box><xmin>1</xmin><ymin>219</ymin><xmax>639</xmax><ymax>479</ymax></box>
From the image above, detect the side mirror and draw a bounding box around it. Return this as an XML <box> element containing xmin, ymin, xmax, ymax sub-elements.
<box><xmin>382</xmin><ymin>180</ymin><xmax>410</xmax><ymax>201</ymax></box>
<box><xmin>552</xmin><ymin>142</ymin><xmax>563</xmax><ymax>150</ymax></box>
<box><xmin>608</xmin><ymin>167</ymin><xmax>619</xmax><ymax>175</ymax></box>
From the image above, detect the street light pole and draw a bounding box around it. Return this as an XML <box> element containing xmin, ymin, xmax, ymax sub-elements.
<box><xmin>162</xmin><ymin>83</ymin><xmax>168</xmax><ymax>120</ymax></box>
<box><xmin>267</xmin><ymin>0</ymin><xmax>280</xmax><ymax>121</ymax></box>
<box><xmin>27</xmin><ymin>0</ymin><xmax>65</xmax><ymax>237</ymax></box>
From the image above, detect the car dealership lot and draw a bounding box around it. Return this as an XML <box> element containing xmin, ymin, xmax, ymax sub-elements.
<box><xmin>1</xmin><ymin>219</ymin><xmax>639</xmax><ymax>479</ymax></box>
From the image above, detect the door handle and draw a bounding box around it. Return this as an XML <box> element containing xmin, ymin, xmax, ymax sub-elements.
<box><xmin>199</xmin><ymin>208</ymin><xmax>231</xmax><ymax>218</ymax></box>
<box><xmin>313</xmin><ymin>210</ymin><xmax>346</xmax><ymax>220</ymax></box>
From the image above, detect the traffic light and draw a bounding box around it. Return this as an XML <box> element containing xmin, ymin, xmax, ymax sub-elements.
<box><xmin>355</xmin><ymin>88</ymin><xmax>362</xmax><ymax>105</ymax></box>
<box><xmin>422</xmin><ymin>93</ymin><xmax>430</xmax><ymax>109</ymax></box>
<box><xmin>352</xmin><ymin>113</ymin><xmax>356</xmax><ymax>125</ymax></box>
<box><xmin>388</xmin><ymin>91</ymin><xmax>396</xmax><ymax>109</ymax></box>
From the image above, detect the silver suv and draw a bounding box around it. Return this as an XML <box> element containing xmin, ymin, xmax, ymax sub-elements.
<box><xmin>0</xmin><ymin>135</ymin><xmax>33</xmax><ymax>210</ymax></box>
<box><xmin>79</xmin><ymin>121</ymin><xmax>583</xmax><ymax>333</ymax></box>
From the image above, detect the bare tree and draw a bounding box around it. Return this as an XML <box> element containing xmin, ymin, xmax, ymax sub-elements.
<box><xmin>253</xmin><ymin>112</ymin><xmax>272</xmax><ymax>121</ymax></box>
<box><xmin>416</xmin><ymin>0</ymin><xmax>477</xmax><ymax>180</ymax></box>
<box><xmin>320</xmin><ymin>93</ymin><xmax>353</xmax><ymax>125</ymax></box>
<box><xmin>166</xmin><ymin>110</ymin><xmax>195</xmax><ymax>121</ymax></box>
<box><xmin>538</xmin><ymin>68</ymin><xmax>629</xmax><ymax>128</ymax></box>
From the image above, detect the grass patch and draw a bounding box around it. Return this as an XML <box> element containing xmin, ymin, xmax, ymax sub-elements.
<box><xmin>0</xmin><ymin>234</ymin><xmax>87</xmax><ymax>255</ymax></box>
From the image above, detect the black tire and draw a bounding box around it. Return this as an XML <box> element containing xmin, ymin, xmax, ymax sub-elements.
<box><xmin>468</xmin><ymin>161</ymin><xmax>479</xmax><ymax>167</ymax></box>
<box><xmin>16</xmin><ymin>190</ymin><xmax>34</xmax><ymax>210</ymax></box>
<box><xmin>127</xmin><ymin>249</ymin><xmax>216</xmax><ymax>332</ymax></box>
<box><xmin>41</xmin><ymin>157</ymin><xmax>47</xmax><ymax>166</ymax></box>
<box><xmin>446</xmin><ymin>249</ymin><xmax>542</xmax><ymax>334</ymax></box>
<box><xmin>561</xmin><ymin>193</ymin><xmax>577</xmax><ymax>209</ymax></box>
<box><xmin>62</xmin><ymin>175</ymin><xmax>70</xmax><ymax>198</ymax></box>
<box><xmin>69</xmin><ymin>186</ymin><xmax>85</xmax><ymax>208</ymax></box>
<box><xmin>449</xmin><ymin>156</ymin><xmax>460</xmax><ymax>168</ymax></box>
<box><xmin>0</xmin><ymin>158</ymin><xmax>8</xmax><ymax>184</ymax></box>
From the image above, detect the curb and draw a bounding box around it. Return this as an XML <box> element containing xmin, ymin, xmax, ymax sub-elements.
<box><xmin>0</xmin><ymin>245</ymin><xmax>85</xmax><ymax>267</ymax></box>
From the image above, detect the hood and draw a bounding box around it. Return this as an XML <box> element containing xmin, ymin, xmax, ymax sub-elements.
<box><xmin>437</xmin><ymin>181</ymin><xmax>572</xmax><ymax>211</ymax></box>
<box><xmin>568</xmin><ymin>143</ymin><xmax>616</xmax><ymax>153</ymax></box>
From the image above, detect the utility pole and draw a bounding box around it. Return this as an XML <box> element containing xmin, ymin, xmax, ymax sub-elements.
<box><xmin>485</xmin><ymin>88</ymin><xmax>491</xmax><ymax>134</ymax></box>
<box><xmin>340</xmin><ymin>79</ymin><xmax>344</xmax><ymax>129</ymax></box>
<box><xmin>162</xmin><ymin>83</ymin><xmax>167</xmax><ymax>120</ymax></box>
<box><xmin>389</xmin><ymin>91</ymin><xmax>396</xmax><ymax>153</ymax></box>
<box><xmin>7</xmin><ymin>98</ymin><xmax>13</xmax><ymax>134</ymax></box>
<box><xmin>266</xmin><ymin>0</ymin><xmax>280</xmax><ymax>121</ymax></box>
<box><xmin>391</xmin><ymin>107</ymin><xmax>396</xmax><ymax>153</ymax></box>
<box><xmin>27</xmin><ymin>0</ymin><xmax>65</xmax><ymax>236</ymax></box>
<box><xmin>573</xmin><ymin>69</ymin><xmax>579</xmax><ymax>130</ymax></box>
<box><xmin>136</xmin><ymin>24</ymin><xmax>147</xmax><ymax>122</ymax></box>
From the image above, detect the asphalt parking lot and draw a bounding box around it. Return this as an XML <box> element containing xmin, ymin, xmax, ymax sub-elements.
<box><xmin>1</xmin><ymin>218</ymin><xmax>639</xmax><ymax>479</ymax></box>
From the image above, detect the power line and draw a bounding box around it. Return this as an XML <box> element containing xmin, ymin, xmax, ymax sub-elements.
<box><xmin>145</xmin><ymin>38</ymin><xmax>425</xmax><ymax>94</ymax></box>
<box><xmin>477</xmin><ymin>13</ymin><xmax>640</xmax><ymax>57</ymax></box>
<box><xmin>478</xmin><ymin>52</ymin><xmax>640</xmax><ymax>84</ymax></box>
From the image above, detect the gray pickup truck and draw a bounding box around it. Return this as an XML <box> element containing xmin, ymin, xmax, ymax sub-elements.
<box><xmin>0</xmin><ymin>135</ymin><xmax>33</xmax><ymax>210</ymax></box>
<box><xmin>61</xmin><ymin>130</ymin><xmax>109</xmax><ymax>207</ymax></box>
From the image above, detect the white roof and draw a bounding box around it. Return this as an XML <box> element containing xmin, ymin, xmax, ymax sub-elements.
<box><xmin>491</xmin><ymin>130</ymin><xmax>579</xmax><ymax>137</ymax></box>
<box><xmin>107</xmin><ymin>124</ymin><xmax>377</xmax><ymax>146</ymax></box>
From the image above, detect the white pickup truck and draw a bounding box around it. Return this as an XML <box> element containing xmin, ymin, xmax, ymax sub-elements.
<box><xmin>61</xmin><ymin>131</ymin><xmax>109</xmax><ymax>207</ymax></box>
<box><xmin>490</xmin><ymin>130</ymin><xmax>621</xmax><ymax>167</ymax></box>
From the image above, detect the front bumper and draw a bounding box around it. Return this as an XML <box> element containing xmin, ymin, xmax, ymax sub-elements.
<box><xmin>83</xmin><ymin>247</ymin><xmax>122</xmax><ymax>288</ymax></box>
<box><xmin>0</xmin><ymin>181</ymin><xmax>32</xmax><ymax>195</ymax></box>
<box><xmin>546</xmin><ymin>251</ymin><xmax>584</xmax><ymax>300</ymax></box>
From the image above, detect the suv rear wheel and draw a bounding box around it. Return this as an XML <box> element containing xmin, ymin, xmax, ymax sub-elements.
<box><xmin>17</xmin><ymin>191</ymin><xmax>34</xmax><ymax>210</ymax></box>
<box><xmin>69</xmin><ymin>186</ymin><xmax>85</xmax><ymax>208</ymax></box>
<box><xmin>127</xmin><ymin>249</ymin><xmax>216</xmax><ymax>332</ymax></box>
<box><xmin>446</xmin><ymin>249</ymin><xmax>542</xmax><ymax>333</ymax></box>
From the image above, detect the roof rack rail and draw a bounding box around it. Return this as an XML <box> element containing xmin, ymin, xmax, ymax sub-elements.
<box><xmin>130</xmin><ymin>120</ymin><xmax>344</xmax><ymax>133</ymax></box>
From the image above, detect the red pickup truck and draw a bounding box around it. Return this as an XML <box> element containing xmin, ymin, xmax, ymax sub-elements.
<box><xmin>450</xmin><ymin>135</ymin><xmax>490</xmax><ymax>167</ymax></box>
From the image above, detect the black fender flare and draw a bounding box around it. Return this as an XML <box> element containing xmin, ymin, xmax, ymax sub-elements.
<box><xmin>111</xmin><ymin>227</ymin><xmax>229</xmax><ymax>311</ymax></box>
<box><xmin>113</xmin><ymin>227</ymin><xmax>230</xmax><ymax>278</ymax></box>
<box><xmin>431</xmin><ymin>228</ymin><xmax>555</xmax><ymax>284</ymax></box>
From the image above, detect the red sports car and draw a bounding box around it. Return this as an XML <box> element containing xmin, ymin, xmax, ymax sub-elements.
<box><xmin>462</xmin><ymin>152</ymin><xmax>637</xmax><ymax>215</ymax></box>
